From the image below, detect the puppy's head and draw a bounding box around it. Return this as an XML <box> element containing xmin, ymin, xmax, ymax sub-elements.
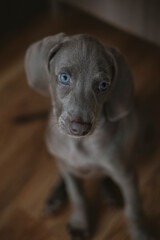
<box><xmin>25</xmin><ymin>33</ymin><xmax>134</xmax><ymax>137</ymax></box>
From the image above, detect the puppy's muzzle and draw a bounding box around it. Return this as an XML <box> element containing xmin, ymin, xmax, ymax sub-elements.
<box><xmin>70</xmin><ymin>119</ymin><xmax>92</xmax><ymax>136</ymax></box>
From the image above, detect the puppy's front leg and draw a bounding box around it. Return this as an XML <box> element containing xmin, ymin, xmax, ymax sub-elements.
<box><xmin>109</xmin><ymin>164</ymin><xmax>153</xmax><ymax>240</ymax></box>
<box><xmin>59</xmin><ymin>163</ymin><xmax>90</xmax><ymax>240</ymax></box>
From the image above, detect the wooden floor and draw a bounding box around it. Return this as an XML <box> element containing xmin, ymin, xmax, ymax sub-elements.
<box><xmin>0</xmin><ymin>4</ymin><xmax>160</xmax><ymax>240</ymax></box>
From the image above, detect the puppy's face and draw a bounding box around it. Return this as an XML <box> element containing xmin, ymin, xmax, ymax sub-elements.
<box><xmin>49</xmin><ymin>36</ymin><xmax>113</xmax><ymax>137</ymax></box>
<box><xmin>25</xmin><ymin>33</ymin><xmax>133</xmax><ymax>135</ymax></box>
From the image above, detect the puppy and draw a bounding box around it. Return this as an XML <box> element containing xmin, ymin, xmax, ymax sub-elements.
<box><xmin>25</xmin><ymin>33</ymin><xmax>153</xmax><ymax>240</ymax></box>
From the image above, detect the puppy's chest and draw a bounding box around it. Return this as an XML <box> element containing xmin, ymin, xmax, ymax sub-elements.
<box><xmin>49</xmin><ymin>129</ymin><xmax>110</xmax><ymax>177</ymax></box>
<box><xmin>58</xmin><ymin>139</ymin><xmax>107</xmax><ymax>178</ymax></box>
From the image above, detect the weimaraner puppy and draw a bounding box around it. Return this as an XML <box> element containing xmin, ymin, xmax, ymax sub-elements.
<box><xmin>25</xmin><ymin>33</ymin><xmax>154</xmax><ymax>240</ymax></box>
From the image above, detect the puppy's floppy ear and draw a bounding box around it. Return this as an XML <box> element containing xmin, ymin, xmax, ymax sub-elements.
<box><xmin>104</xmin><ymin>47</ymin><xmax>134</xmax><ymax>122</ymax></box>
<box><xmin>25</xmin><ymin>33</ymin><xmax>68</xmax><ymax>96</ymax></box>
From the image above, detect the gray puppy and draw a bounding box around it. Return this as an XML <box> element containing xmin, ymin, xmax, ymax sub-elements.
<box><xmin>25</xmin><ymin>33</ymin><xmax>153</xmax><ymax>240</ymax></box>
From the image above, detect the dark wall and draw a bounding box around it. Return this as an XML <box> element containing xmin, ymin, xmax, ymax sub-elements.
<box><xmin>63</xmin><ymin>0</ymin><xmax>160</xmax><ymax>45</ymax></box>
<box><xmin>0</xmin><ymin>0</ymin><xmax>49</xmax><ymax>39</ymax></box>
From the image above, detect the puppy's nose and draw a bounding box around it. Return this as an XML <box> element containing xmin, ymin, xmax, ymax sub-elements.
<box><xmin>70</xmin><ymin>120</ymin><xmax>92</xmax><ymax>136</ymax></box>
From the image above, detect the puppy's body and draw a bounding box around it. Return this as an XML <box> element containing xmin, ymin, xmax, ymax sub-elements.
<box><xmin>25</xmin><ymin>33</ymin><xmax>153</xmax><ymax>240</ymax></box>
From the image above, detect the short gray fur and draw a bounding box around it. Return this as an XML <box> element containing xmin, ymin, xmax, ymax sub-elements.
<box><xmin>25</xmin><ymin>33</ymin><xmax>154</xmax><ymax>240</ymax></box>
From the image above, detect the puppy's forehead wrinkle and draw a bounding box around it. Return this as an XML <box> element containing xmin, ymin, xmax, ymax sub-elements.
<box><xmin>53</xmin><ymin>36</ymin><xmax>110</xmax><ymax>78</ymax></box>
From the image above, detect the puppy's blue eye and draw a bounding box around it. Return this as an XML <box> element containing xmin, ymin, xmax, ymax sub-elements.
<box><xmin>59</xmin><ymin>73</ymin><xmax>70</xmax><ymax>85</ymax></box>
<box><xmin>99</xmin><ymin>81</ymin><xmax>109</xmax><ymax>91</ymax></box>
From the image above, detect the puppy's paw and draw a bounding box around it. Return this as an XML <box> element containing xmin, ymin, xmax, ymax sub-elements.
<box><xmin>131</xmin><ymin>229</ymin><xmax>155</xmax><ymax>240</ymax></box>
<box><xmin>67</xmin><ymin>223</ymin><xmax>90</xmax><ymax>240</ymax></box>
<box><xmin>101</xmin><ymin>177</ymin><xmax>124</xmax><ymax>209</ymax></box>
<box><xmin>132</xmin><ymin>235</ymin><xmax>155</xmax><ymax>240</ymax></box>
<box><xmin>43</xmin><ymin>179</ymin><xmax>67</xmax><ymax>215</ymax></box>
<box><xmin>44</xmin><ymin>196</ymin><xmax>66</xmax><ymax>215</ymax></box>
